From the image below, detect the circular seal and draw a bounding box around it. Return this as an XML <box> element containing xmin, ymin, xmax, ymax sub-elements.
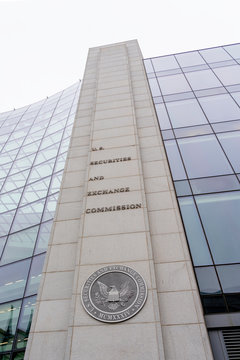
<box><xmin>81</xmin><ymin>265</ymin><xmax>147</xmax><ymax>323</ymax></box>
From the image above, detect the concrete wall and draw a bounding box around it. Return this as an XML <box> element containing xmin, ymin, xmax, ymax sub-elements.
<box><xmin>25</xmin><ymin>40</ymin><xmax>213</xmax><ymax>360</ymax></box>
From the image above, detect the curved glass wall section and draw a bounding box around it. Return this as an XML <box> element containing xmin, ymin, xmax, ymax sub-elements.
<box><xmin>144</xmin><ymin>43</ymin><xmax>240</xmax><ymax>315</ymax></box>
<box><xmin>0</xmin><ymin>81</ymin><xmax>80</xmax><ymax>359</ymax></box>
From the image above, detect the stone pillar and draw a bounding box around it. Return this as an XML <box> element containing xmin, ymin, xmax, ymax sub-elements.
<box><xmin>25</xmin><ymin>40</ymin><xmax>213</xmax><ymax>360</ymax></box>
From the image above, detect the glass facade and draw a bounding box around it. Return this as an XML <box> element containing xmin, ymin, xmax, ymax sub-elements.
<box><xmin>0</xmin><ymin>81</ymin><xmax>80</xmax><ymax>359</ymax></box>
<box><xmin>144</xmin><ymin>43</ymin><xmax>240</xmax><ymax>315</ymax></box>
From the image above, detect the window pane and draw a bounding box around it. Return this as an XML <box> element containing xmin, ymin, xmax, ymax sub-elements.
<box><xmin>214</xmin><ymin>65</ymin><xmax>240</xmax><ymax>86</ymax></box>
<box><xmin>217</xmin><ymin>131</ymin><xmax>240</xmax><ymax>172</ymax></box>
<box><xmin>155</xmin><ymin>103</ymin><xmax>171</xmax><ymax>130</ymax></box>
<box><xmin>144</xmin><ymin>59</ymin><xmax>154</xmax><ymax>73</ymax></box>
<box><xmin>224</xmin><ymin>44</ymin><xmax>240</xmax><ymax>59</ymax></box>
<box><xmin>15</xmin><ymin>296</ymin><xmax>36</xmax><ymax>349</ymax></box>
<box><xmin>34</xmin><ymin>220</ymin><xmax>53</xmax><ymax>254</ymax></box>
<box><xmin>148</xmin><ymin>78</ymin><xmax>161</xmax><ymax>97</ymax></box>
<box><xmin>185</xmin><ymin>70</ymin><xmax>222</xmax><ymax>90</ymax></box>
<box><xmin>174</xmin><ymin>180</ymin><xmax>192</xmax><ymax>196</ymax></box>
<box><xmin>200</xmin><ymin>47</ymin><xmax>232</xmax><ymax>63</ymax></box>
<box><xmin>174</xmin><ymin>124</ymin><xmax>212</xmax><ymax>138</ymax></box>
<box><xmin>231</xmin><ymin>91</ymin><xmax>240</xmax><ymax>106</ymax></box>
<box><xmin>178</xmin><ymin>135</ymin><xmax>233</xmax><ymax>178</ymax></box>
<box><xmin>166</xmin><ymin>99</ymin><xmax>207</xmax><ymax>128</ymax></box>
<box><xmin>164</xmin><ymin>140</ymin><xmax>186</xmax><ymax>180</ymax></box>
<box><xmin>0</xmin><ymin>259</ymin><xmax>31</xmax><ymax>302</ymax></box>
<box><xmin>201</xmin><ymin>295</ymin><xmax>227</xmax><ymax>314</ymax></box>
<box><xmin>0</xmin><ymin>226</ymin><xmax>39</xmax><ymax>265</ymax></box>
<box><xmin>217</xmin><ymin>264</ymin><xmax>240</xmax><ymax>293</ymax></box>
<box><xmin>212</xmin><ymin>119</ymin><xmax>240</xmax><ymax>132</ymax></box>
<box><xmin>157</xmin><ymin>74</ymin><xmax>191</xmax><ymax>95</ymax></box>
<box><xmin>25</xmin><ymin>254</ymin><xmax>45</xmax><ymax>296</ymax></box>
<box><xmin>0</xmin><ymin>300</ymin><xmax>21</xmax><ymax>353</ymax></box>
<box><xmin>152</xmin><ymin>56</ymin><xmax>179</xmax><ymax>72</ymax></box>
<box><xmin>195</xmin><ymin>267</ymin><xmax>221</xmax><ymax>294</ymax></box>
<box><xmin>176</xmin><ymin>51</ymin><xmax>206</xmax><ymax>67</ymax></box>
<box><xmin>199</xmin><ymin>94</ymin><xmax>240</xmax><ymax>123</ymax></box>
<box><xmin>190</xmin><ymin>175</ymin><xmax>240</xmax><ymax>194</ymax></box>
<box><xmin>195</xmin><ymin>192</ymin><xmax>240</xmax><ymax>264</ymax></box>
<box><xmin>178</xmin><ymin>197</ymin><xmax>212</xmax><ymax>266</ymax></box>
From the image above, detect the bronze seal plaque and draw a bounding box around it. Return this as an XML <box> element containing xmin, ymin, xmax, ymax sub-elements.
<box><xmin>81</xmin><ymin>265</ymin><xmax>147</xmax><ymax>323</ymax></box>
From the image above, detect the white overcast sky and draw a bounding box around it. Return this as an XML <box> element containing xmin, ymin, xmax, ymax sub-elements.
<box><xmin>0</xmin><ymin>0</ymin><xmax>239</xmax><ymax>112</ymax></box>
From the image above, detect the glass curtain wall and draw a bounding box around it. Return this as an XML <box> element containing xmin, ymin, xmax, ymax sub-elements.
<box><xmin>144</xmin><ymin>43</ymin><xmax>240</xmax><ymax>315</ymax></box>
<box><xmin>0</xmin><ymin>81</ymin><xmax>80</xmax><ymax>359</ymax></box>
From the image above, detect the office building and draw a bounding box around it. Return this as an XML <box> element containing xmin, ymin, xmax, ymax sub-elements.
<box><xmin>0</xmin><ymin>40</ymin><xmax>240</xmax><ymax>360</ymax></box>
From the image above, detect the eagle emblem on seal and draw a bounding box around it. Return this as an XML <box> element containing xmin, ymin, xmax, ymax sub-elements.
<box><xmin>94</xmin><ymin>280</ymin><xmax>134</xmax><ymax>311</ymax></box>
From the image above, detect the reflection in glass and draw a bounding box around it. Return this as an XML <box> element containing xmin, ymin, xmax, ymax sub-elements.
<box><xmin>199</xmin><ymin>93</ymin><xmax>240</xmax><ymax>123</ymax></box>
<box><xmin>178</xmin><ymin>135</ymin><xmax>233</xmax><ymax>178</ymax></box>
<box><xmin>195</xmin><ymin>192</ymin><xmax>240</xmax><ymax>264</ymax></box>
<box><xmin>178</xmin><ymin>197</ymin><xmax>212</xmax><ymax>266</ymax></box>
<box><xmin>217</xmin><ymin>264</ymin><xmax>240</xmax><ymax>293</ymax></box>
<box><xmin>201</xmin><ymin>295</ymin><xmax>227</xmax><ymax>314</ymax></box>
<box><xmin>15</xmin><ymin>296</ymin><xmax>36</xmax><ymax>349</ymax></box>
<box><xmin>0</xmin><ymin>301</ymin><xmax>21</xmax><ymax>353</ymax></box>
<box><xmin>11</xmin><ymin>200</ymin><xmax>45</xmax><ymax>233</ymax></box>
<box><xmin>166</xmin><ymin>99</ymin><xmax>207</xmax><ymax>128</ymax></box>
<box><xmin>225</xmin><ymin>294</ymin><xmax>240</xmax><ymax>312</ymax></box>
<box><xmin>34</xmin><ymin>220</ymin><xmax>53</xmax><ymax>254</ymax></box>
<box><xmin>0</xmin><ymin>259</ymin><xmax>30</xmax><ymax>303</ymax></box>
<box><xmin>0</xmin><ymin>226</ymin><xmax>39</xmax><ymax>265</ymax></box>
<box><xmin>195</xmin><ymin>267</ymin><xmax>221</xmax><ymax>294</ymax></box>
<box><xmin>25</xmin><ymin>255</ymin><xmax>45</xmax><ymax>296</ymax></box>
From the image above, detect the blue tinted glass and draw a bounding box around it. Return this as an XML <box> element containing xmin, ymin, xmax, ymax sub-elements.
<box><xmin>178</xmin><ymin>197</ymin><xmax>212</xmax><ymax>266</ymax></box>
<box><xmin>195</xmin><ymin>267</ymin><xmax>221</xmax><ymax>294</ymax></box>
<box><xmin>25</xmin><ymin>254</ymin><xmax>45</xmax><ymax>296</ymax></box>
<box><xmin>190</xmin><ymin>175</ymin><xmax>240</xmax><ymax>194</ymax></box>
<box><xmin>166</xmin><ymin>99</ymin><xmax>207</xmax><ymax>128</ymax></box>
<box><xmin>199</xmin><ymin>94</ymin><xmax>240</xmax><ymax>123</ymax></box>
<box><xmin>217</xmin><ymin>264</ymin><xmax>240</xmax><ymax>293</ymax></box>
<box><xmin>217</xmin><ymin>131</ymin><xmax>240</xmax><ymax>172</ymax></box>
<box><xmin>195</xmin><ymin>192</ymin><xmax>240</xmax><ymax>264</ymax></box>
<box><xmin>164</xmin><ymin>140</ymin><xmax>187</xmax><ymax>180</ymax></box>
<box><xmin>178</xmin><ymin>135</ymin><xmax>233</xmax><ymax>178</ymax></box>
<box><xmin>0</xmin><ymin>259</ymin><xmax>31</xmax><ymax>302</ymax></box>
<box><xmin>174</xmin><ymin>180</ymin><xmax>192</xmax><ymax>196</ymax></box>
